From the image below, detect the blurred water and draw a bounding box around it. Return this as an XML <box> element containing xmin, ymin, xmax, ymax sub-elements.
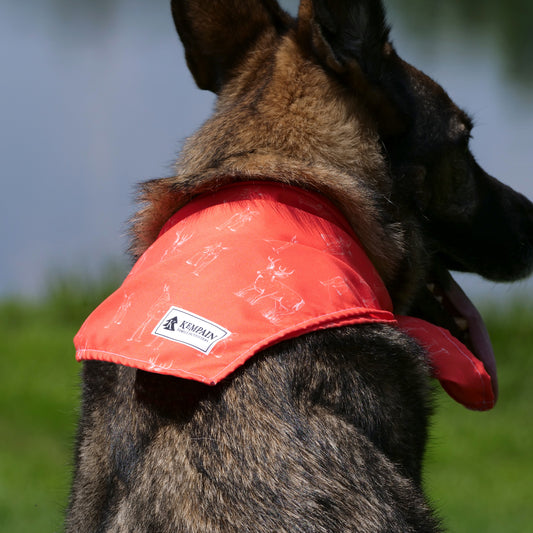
<box><xmin>1</xmin><ymin>0</ymin><xmax>532</xmax><ymax>303</ymax></box>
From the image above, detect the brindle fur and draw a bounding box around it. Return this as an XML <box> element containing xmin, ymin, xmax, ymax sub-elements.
<box><xmin>66</xmin><ymin>1</ymin><xmax>533</xmax><ymax>531</ymax></box>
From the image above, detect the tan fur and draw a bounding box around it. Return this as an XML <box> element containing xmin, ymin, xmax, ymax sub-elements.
<box><xmin>131</xmin><ymin>28</ymin><xmax>406</xmax><ymax>293</ymax></box>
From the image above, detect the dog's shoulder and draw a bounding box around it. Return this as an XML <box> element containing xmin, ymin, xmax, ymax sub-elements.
<box><xmin>69</xmin><ymin>325</ymin><xmax>439</xmax><ymax>532</ymax></box>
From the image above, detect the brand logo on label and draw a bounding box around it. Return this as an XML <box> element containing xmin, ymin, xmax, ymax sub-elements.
<box><xmin>152</xmin><ymin>306</ymin><xmax>230</xmax><ymax>354</ymax></box>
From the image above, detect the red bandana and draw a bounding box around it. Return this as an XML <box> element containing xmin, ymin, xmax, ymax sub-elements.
<box><xmin>75</xmin><ymin>182</ymin><xmax>495</xmax><ymax>410</ymax></box>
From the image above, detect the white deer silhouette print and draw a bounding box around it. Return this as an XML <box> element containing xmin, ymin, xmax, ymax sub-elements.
<box><xmin>235</xmin><ymin>257</ymin><xmax>305</xmax><ymax>323</ymax></box>
<box><xmin>127</xmin><ymin>284</ymin><xmax>171</xmax><ymax>342</ymax></box>
<box><xmin>320</xmin><ymin>276</ymin><xmax>352</xmax><ymax>298</ymax></box>
<box><xmin>160</xmin><ymin>230</ymin><xmax>194</xmax><ymax>261</ymax></box>
<box><xmin>215</xmin><ymin>206</ymin><xmax>260</xmax><ymax>232</ymax></box>
<box><xmin>320</xmin><ymin>232</ymin><xmax>353</xmax><ymax>257</ymax></box>
<box><xmin>321</xmin><ymin>276</ymin><xmax>375</xmax><ymax>308</ymax></box>
<box><xmin>146</xmin><ymin>354</ymin><xmax>173</xmax><ymax>373</ymax></box>
<box><xmin>186</xmin><ymin>242</ymin><xmax>229</xmax><ymax>276</ymax></box>
<box><xmin>263</xmin><ymin>235</ymin><xmax>298</xmax><ymax>255</ymax></box>
<box><xmin>105</xmin><ymin>292</ymin><xmax>133</xmax><ymax>328</ymax></box>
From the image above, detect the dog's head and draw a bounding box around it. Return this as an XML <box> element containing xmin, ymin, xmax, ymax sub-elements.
<box><xmin>169</xmin><ymin>0</ymin><xmax>533</xmax><ymax>390</ymax></box>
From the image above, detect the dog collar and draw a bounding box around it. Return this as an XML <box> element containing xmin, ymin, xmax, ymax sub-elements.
<box><xmin>75</xmin><ymin>181</ymin><xmax>495</xmax><ymax>410</ymax></box>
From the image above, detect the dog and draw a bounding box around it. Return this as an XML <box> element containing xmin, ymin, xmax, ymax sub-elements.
<box><xmin>66</xmin><ymin>1</ymin><xmax>533</xmax><ymax>531</ymax></box>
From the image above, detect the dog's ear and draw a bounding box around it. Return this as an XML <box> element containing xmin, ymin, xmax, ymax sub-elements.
<box><xmin>171</xmin><ymin>0</ymin><xmax>291</xmax><ymax>93</ymax></box>
<box><xmin>298</xmin><ymin>0</ymin><xmax>390</xmax><ymax>80</ymax></box>
<box><xmin>298</xmin><ymin>0</ymin><xmax>401</xmax><ymax>135</ymax></box>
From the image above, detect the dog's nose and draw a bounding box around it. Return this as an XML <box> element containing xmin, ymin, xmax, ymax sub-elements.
<box><xmin>481</xmin><ymin>171</ymin><xmax>533</xmax><ymax>281</ymax></box>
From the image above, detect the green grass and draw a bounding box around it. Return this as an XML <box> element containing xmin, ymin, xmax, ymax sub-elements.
<box><xmin>0</xmin><ymin>276</ymin><xmax>531</xmax><ymax>531</ymax></box>
<box><xmin>0</xmin><ymin>271</ymin><xmax>124</xmax><ymax>533</ymax></box>
<box><xmin>425</xmin><ymin>302</ymin><xmax>533</xmax><ymax>532</ymax></box>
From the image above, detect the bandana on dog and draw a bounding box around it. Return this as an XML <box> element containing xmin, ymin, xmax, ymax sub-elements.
<box><xmin>75</xmin><ymin>182</ymin><xmax>495</xmax><ymax>410</ymax></box>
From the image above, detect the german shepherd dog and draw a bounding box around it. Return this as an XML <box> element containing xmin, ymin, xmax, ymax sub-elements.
<box><xmin>66</xmin><ymin>1</ymin><xmax>533</xmax><ymax>531</ymax></box>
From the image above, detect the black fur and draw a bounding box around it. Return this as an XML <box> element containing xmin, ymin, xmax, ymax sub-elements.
<box><xmin>69</xmin><ymin>327</ymin><xmax>440</xmax><ymax>532</ymax></box>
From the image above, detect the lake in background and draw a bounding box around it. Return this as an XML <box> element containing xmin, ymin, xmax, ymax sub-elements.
<box><xmin>1</xmin><ymin>0</ymin><xmax>532</xmax><ymax>304</ymax></box>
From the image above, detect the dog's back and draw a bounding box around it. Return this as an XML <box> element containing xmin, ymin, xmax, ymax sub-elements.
<box><xmin>68</xmin><ymin>327</ymin><xmax>438</xmax><ymax>531</ymax></box>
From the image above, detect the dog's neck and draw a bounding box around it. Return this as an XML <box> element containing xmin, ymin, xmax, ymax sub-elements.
<box><xmin>130</xmin><ymin>169</ymin><xmax>410</xmax><ymax>295</ymax></box>
<box><xmin>80</xmin><ymin>181</ymin><xmax>494</xmax><ymax>410</ymax></box>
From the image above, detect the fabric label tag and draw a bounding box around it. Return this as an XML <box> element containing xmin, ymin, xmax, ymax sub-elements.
<box><xmin>152</xmin><ymin>306</ymin><xmax>230</xmax><ymax>354</ymax></box>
